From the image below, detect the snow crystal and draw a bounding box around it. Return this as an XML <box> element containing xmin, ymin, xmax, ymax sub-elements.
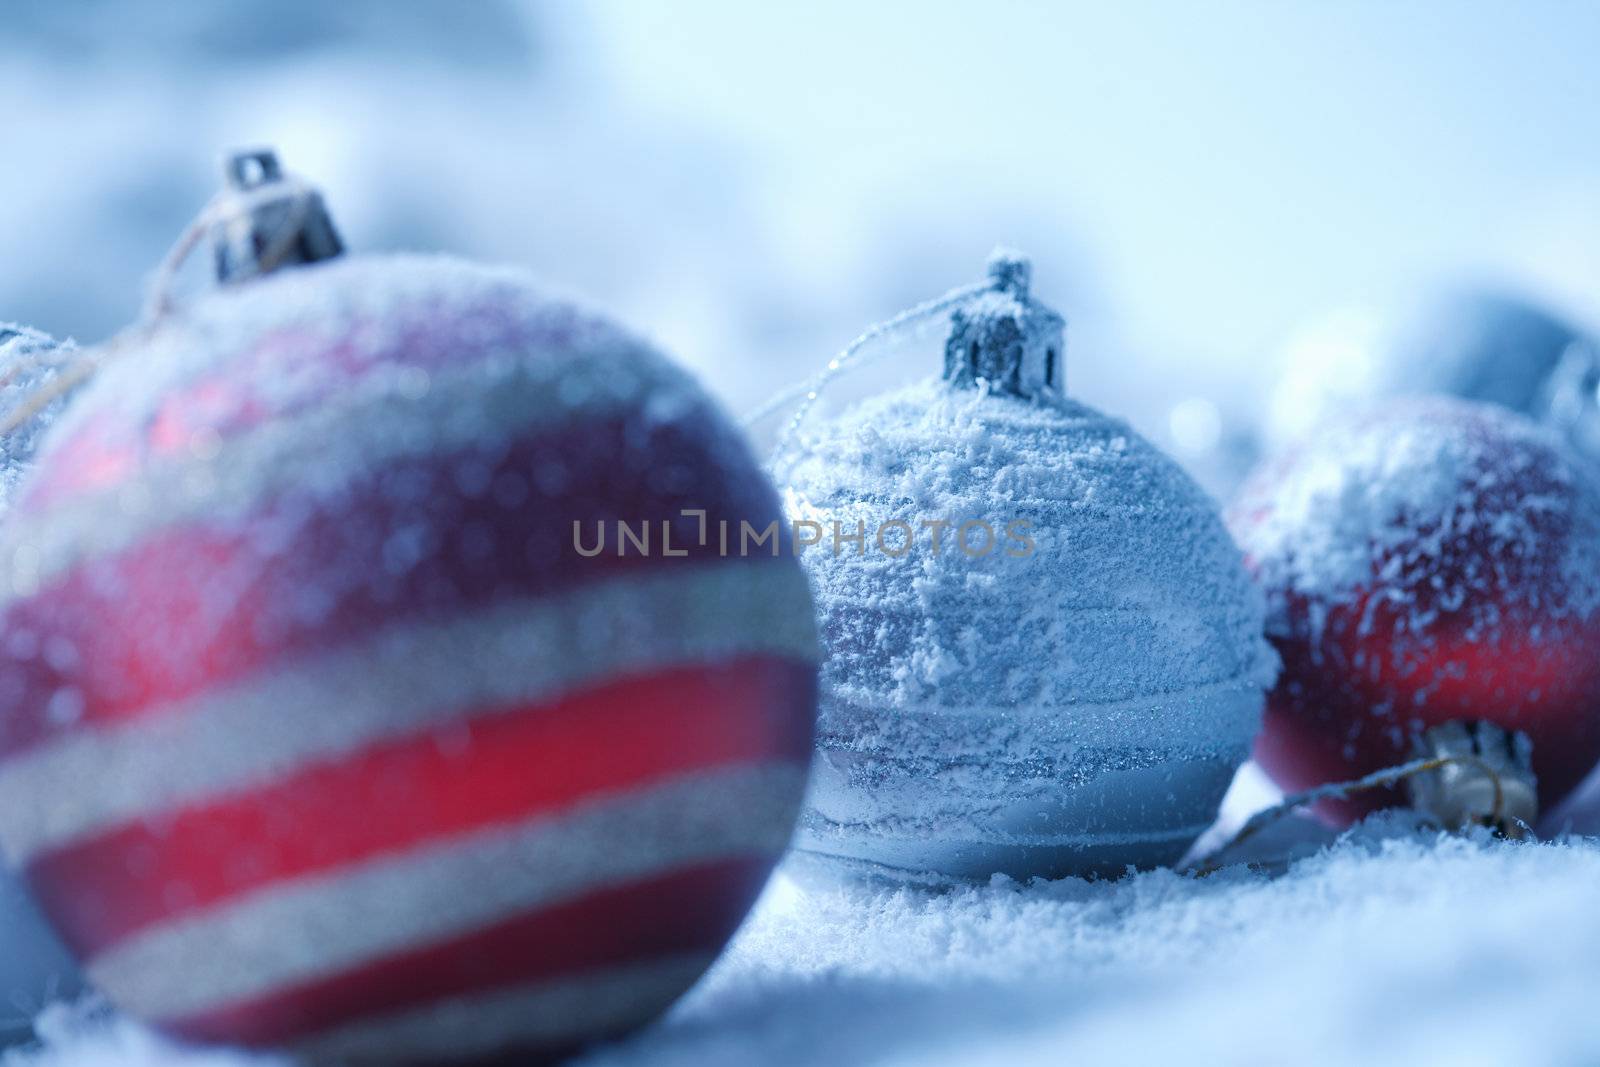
<box><xmin>784</xmin><ymin>377</ymin><xmax>1278</xmax><ymax>880</ymax></box>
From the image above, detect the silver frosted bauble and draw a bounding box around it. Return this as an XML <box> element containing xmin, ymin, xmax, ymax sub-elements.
<box><xmin>784</xmin><ymin>253</ymin><xmax>1278</xmax><ymax>883</ymax></box>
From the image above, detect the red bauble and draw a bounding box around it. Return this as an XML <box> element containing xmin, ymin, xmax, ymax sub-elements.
<box><xmin>0</xmin><ymin>190</ymin><xmax>817</xmax><ymax>1057</ymax></box>
<box><xmin>1228</xmin><ymin>397</ymin><xmax>1600</xmax><ymax>825</ymax></box>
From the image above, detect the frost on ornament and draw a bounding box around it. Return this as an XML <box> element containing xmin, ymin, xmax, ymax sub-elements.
<box><xmin>1265</xmin><ymin>290</ymin><xmax>1600</xmax><ymax>459</ymax></box>
<box><xmin>784</xmin><ymin>252</ymin><xmax>1278</xmax><ymax>882</ymax></box>
<box><xmin>0</xmin><ymin>152</ymin><xmax>818</xmax><ymax>1063</ymax></box>
<box><xmin>0</xmin><ymin>324</ymin><xmax>81</xmax><ymax>513</ymax></box>
<box><xmin>1229</xmin><ymin>397</ymin><xmax>1600</xmax><ymax>825</ymax></box>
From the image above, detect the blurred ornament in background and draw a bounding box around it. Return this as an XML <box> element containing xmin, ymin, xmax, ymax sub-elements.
<box><xmin>0</xmin><ymin>151</ymin><xmax>817</xmax><ymax>1062</ymax></box>
<box><xmin>784</xmin><ymin>252</ymin><xmax>1278</xmax><ymax>883</ymax></box>
<box><xmin>1229</xmin><ymin>398</ymin><xmax>1600</xmax><ymax>827</ymax></box>
<box><xmin>1265</xmin><ymin>289</ymin><xmax>1600</xmax><ymax>462</ymax></box>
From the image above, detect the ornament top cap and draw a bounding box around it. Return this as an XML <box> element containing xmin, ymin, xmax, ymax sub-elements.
<box><xmin>985</xmin><ymin>248</ymin><xmax>1032</xmax><ymax>299</ymax></box>
<box><xmin>211</xmin><ymin>148</ymin><xmax>344</xmax><ymax>285</ymax></box>
<box><xmin>943</xmin><ymin>248</ymin><xmax>1065</xmax><ymax>398</ymax></box>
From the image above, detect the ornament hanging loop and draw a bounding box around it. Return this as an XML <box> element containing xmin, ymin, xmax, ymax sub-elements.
<box><xmin>986</xmin><ymin>250</ymin><xmax>1031</xmax><ymax>298</ymax></box>
<box><xmin>140</xmin><ymin>147</ymin><xmax>345</xmax><ymax>325</ymax></box>
<box><xmin>1405</xmin><ymin>720</ymin><xmax>1537</xmax><ymax>834</ymax></box>
<box><xmin>226</xmin><ymin>149</ymin><xmax>284</xmax><ymax>189</ymax></box>
<box><xmin>211</xmin><ymin>148</ymin><xmax>344</xmax><ymax>284</ymax></box>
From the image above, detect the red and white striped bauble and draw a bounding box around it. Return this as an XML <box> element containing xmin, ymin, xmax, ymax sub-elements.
<box><xmin>0</xmin><ymin>254</ymin><xmax>817</xmax><ymax>1061</ymax></box>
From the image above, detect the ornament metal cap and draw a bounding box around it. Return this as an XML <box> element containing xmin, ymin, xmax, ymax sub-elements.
<box><xmin>210</xmin><ymin>148</ymin><xmax>344</xmax><ymax>284</ymax></box>
<box><xmin>943</xmin><ymin>248</ymin><xmax>1066</xmax><ymax>398</ymax></box>
<box><xmin>1405</xmin><ymin>720</ymin><xmax>1538</xmax><ymax>836</ymax></box>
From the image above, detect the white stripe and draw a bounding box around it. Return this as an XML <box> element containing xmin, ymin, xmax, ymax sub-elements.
<box><xmin>292</xmin><ymin>953</ymin><xmax>712</xmax><ymax>1063</ymax></box>
<box><xmin>800</xmin><ymin>815</ymin><xmax>1219</xmax><ymax>850</ymax></box>
<box><xmin>90</xmin><ymin>762</ymin><xmax>801</xmax><ymax>1020</ymax></box>
<box><xmin>0</xmin><ymin>343</ymin><xmax>710</xmax><ymax>604</ymax></box>
<box><xmin>819</xmin><ymin>677</ymin><xmax>1263</xmax><ymax>752</ymax></box>
<box><xmin>0</xmin><ymin>562</ymin><xmax>815</xmax><ymax>863</ymax></box>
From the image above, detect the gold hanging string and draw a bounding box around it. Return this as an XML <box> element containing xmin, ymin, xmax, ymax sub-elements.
<box><xmin>1192</xmin><ymin>752</ymin><xmax>1520</xmax><ymax>876</ymax></box>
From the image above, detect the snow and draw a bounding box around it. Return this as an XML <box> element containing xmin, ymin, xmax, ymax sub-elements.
<box><xmin>12</xmin><ymin>813</ymin><xmax>1600</xmax><ymax>1067</ymax></box>
<box><xmin>784</xmin><ymin>376</ymin><xmax>1277</xmax><ymax>881</ymax></box>
<box><xmin>1232</xmin><ymin>397</ymin><xmax>1600</xmax><ymax>633</ymax></box>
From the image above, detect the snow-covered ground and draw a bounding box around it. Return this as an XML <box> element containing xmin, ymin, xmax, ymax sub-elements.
<box><xmin>10</xmin><ymin>812</ymin><xmax>1600</xmax><ymax>1067</ymax></box>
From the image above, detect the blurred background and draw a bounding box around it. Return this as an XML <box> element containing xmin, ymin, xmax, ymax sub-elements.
<box><xmin>4</xmin><ymin>0</ymin><xmax>1600</xmax><ymax>497</ymax></box>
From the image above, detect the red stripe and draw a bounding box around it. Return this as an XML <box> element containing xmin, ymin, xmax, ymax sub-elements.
<box><xmin>29</xmin><ymin>657</ymin><xmax>815</xmax><ymax>959</ymax></box>
<box><xmin>0</xmin><ymin>409</ymin><xmax>795</xmax><ymax>760</ymax></box>
<box><xmin>160</xmin><ymin>855</ymin><xmax>773</xmax><ymax>1052</ymax></box>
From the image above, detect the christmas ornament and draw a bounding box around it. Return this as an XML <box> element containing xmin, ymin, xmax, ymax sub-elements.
<box><xmin>1265</xmin><ymin>290</ymin><xmax>1600</xmax><ymax>458</ymax></box>
<box><xmin>0</xmin><ymin>151</ymin><xmax>818</xmax><ymax>1062</ymax></box>
<box><xmin>782</xmin><ymin>252</ymin><xmax>1278</xmax><ymax>882</ymax></box>
<box><xmin>1228</xmin><ymin>397</ymin><xmax>1600</xmax><ymax>827</ymax></box>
